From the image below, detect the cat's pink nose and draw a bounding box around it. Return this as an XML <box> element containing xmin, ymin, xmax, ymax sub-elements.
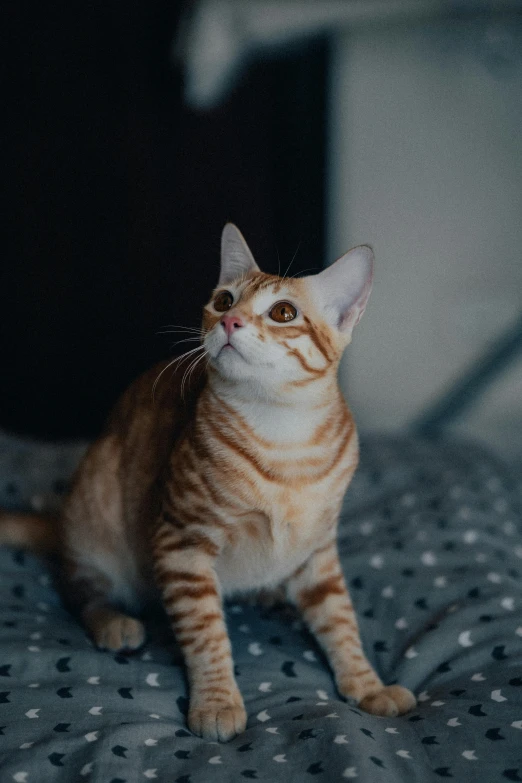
<box><xmin>221</xmin><ymin>314</ymin><xmax>244</xmax><ymax>338</ymax></box>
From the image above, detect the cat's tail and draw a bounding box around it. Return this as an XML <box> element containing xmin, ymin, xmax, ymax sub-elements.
<box><xmin>0</xmin><ymin>511</ymin><xmax>59</xmax><ymax>555</ymax></box>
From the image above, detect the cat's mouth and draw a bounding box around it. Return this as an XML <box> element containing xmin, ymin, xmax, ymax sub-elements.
<box><xmin>218</xmin><ymin>341</ymin><xmax>245</xmax><ymax>361</ymax></box>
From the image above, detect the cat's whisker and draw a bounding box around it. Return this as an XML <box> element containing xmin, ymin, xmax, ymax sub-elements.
<box><xmin>281</xmin><ymin>241</ymin><xmax>302</xmax><ymax>281</ymax></box>
<box><xmin>157</xmin><ymin>326</ymin><xmax>207</xmax><ymax>336</ymax></box>
<box><xmin>152</xmin><ymin>345</ymin><xmax>205</xmax><ymax>401</ymax></box>
<box><xmin>168</xmin><ymin>345</ymin><xmax>206</xmax><ymax>371</ymax></box>
<box><xmin>152</xmin><ymin>358</ymin><xmax>178</xmax><ymax>401</ymax></box>
<box><xmin>163</xmin><ymin>348</ymin><xmax>206</xmax><ymax>392</ymax></box>
<box><xmin>157</xmin><ymin>330</ymin><xmax>204</xmax><ymax>337</ymax></box>
<box><xmin>180</xmin><ymin>361</ymin><xmax>198</xmax><ymax>400</ymax></box>
<box><xmin>167</xmin><ymin>337</ymin><xmax>204</xmax><ymax>347</ymax></box>
<box><xmin>288</xmin><ymin>266</ymin><xmax>320</xmax><ymax>280</ymax></box>
<box><xmin>169</xmin><ymin>337</ymin><xmax>204</xmax><ymax>351</ymax></box>
<box><xmin>181</xmin><ymin>349</ymin><xmax>208</xmax><ymax>400</ymax></box>
<box><xmin>158</xmin><ymin>323</ymin><xmax>205</xmax><ymax>330</ymax></box>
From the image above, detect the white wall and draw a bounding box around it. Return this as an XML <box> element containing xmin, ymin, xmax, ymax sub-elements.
<box><xmin>328</xmin><ymin>18</ymin><xmax>522</xmax><ymax>458</ymax></box>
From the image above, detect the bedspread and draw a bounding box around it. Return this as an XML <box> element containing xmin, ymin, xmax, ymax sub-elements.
<box><xmin>0</xmin><ymin>435</ymin><xmax>521</xmax><ymax>782</ymax></box>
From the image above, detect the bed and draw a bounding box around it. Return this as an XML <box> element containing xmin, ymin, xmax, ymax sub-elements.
<box><xmin>0</xmin><ymin>431</ymin><xmax>521</xmax><ymax>782</ymax></box>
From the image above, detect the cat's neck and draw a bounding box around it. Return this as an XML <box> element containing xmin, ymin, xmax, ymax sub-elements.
<box><xmin>204</xmin><ymin>369</ymin><xmax>347</xmax><ymax>445</ymax></box>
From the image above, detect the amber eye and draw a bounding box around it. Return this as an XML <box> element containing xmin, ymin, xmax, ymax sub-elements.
<box><xmin>269</xmin><ymin>301</ymin><xmax>298</xmax><ymax>323</ymax></box>
<box><xmin>213</xmin><ymin>290</ymin><xmax>234</xmax><ymax>312</ymax></box>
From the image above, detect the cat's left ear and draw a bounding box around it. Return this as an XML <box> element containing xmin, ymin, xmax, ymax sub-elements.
<box><xmin>219</xmin><ymin>223</ymin><xmax>260</xmax><ymax>286</ymax></box>
<box><xmin>308</xmin><ymin>245</ymin><xmax>374</xmax><ymax>337</ymax></box>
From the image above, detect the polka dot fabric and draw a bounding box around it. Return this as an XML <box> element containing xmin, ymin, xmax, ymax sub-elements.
<box><xmin>0</xmin><ymin>435</ymin><xmax>521</xmax><ymax>782</ymax></box>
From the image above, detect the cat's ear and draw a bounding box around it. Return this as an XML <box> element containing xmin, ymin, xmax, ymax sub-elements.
<box><xmin>308</xmin><ymin>245</ymin><xmax>374</xmax><ymax>337</ymax></box>
<box><xmin>219</xmin><ymin>223</ymin><xmax>260</xmax><ymax>286</ymax></box>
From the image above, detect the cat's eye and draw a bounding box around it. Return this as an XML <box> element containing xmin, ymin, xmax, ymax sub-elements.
<box><xmin>269</xmin><ymin>301</ymin><xmax>298</xmax><ymax>323</ymax></box>
<box><xmin>213</xmin><ymin>290</ymin><xmax>234</xmax><ymax>312</ymax></box>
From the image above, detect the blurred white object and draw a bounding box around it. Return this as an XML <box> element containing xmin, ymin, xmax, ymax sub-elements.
<box><xmin>176</xmin><ymin>0</ymin><xmax>521</xmax><ymax>108</ymax></box>
<box><xmin>328</xmin><ymin>16</ymin><xmax>522</xmax><ymax>463</ymax></box>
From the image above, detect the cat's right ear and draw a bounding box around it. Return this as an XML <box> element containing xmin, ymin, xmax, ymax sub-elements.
<box><xmin>307</xmin><ymin>245</ymin><xmax>374</xmax><ymax>339</ymax></box>
<box><xmin>219</xmin><ymin>224</ymin><xmax>260</xmax><ymax>286</ymax></box>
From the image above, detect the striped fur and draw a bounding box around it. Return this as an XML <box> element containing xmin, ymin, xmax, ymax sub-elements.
<box><xmin>0</xmin><ymin>225</ymin><xmax>415</xmax><ymax>741</ymax></box>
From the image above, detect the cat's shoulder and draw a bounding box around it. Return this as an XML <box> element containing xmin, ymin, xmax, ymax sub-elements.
<box><xmin>105</xmin><ymin>358</ymin><xmax>207</xmax><ymax>434</ymax></box>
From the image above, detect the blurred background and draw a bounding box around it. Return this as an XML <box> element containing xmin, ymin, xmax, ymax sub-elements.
<box><xmin>2</xmin><ymin>0</ymin><xmax>521</xmax><ymax>470</ymax></box>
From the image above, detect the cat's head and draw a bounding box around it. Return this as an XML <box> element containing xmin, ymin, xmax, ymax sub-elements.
<box><xmin>202</xmin><ymin>224</ymin><xmax>373</xmax><ymax>397</ymax></box>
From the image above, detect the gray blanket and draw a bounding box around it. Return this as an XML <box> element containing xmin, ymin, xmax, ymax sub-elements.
<box><xmin>0</xmin><ymin>435</ymin><xmax>521</xmax><ymax>782</ymax></box>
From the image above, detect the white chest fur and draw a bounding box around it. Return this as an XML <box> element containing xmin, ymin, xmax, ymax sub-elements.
<box><xmin>216</xmin><ymin>446</ymin><xmax>356</xmax><ymax>595</ymax></box>
<box><xmin>206</xmin><ymin>380</ymin><xmax>358</xmax><ymax>595</ymax></box>
<box><xmin>216</xmin><ymin>509</ymin><xmax>318</xmax><ymax>595</ymax></box>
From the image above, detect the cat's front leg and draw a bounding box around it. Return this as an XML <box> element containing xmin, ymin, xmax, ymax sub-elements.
<box><xmin>152</xmin><ymin>521</ymin><xmax>246</xmax><ymax>742</ymax></box>
<box><xmin>286</xmin><ymin>540</ymin><xmax>416</xmax><ymax>717</ymax></box>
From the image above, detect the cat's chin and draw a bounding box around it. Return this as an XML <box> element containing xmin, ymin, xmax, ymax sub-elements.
<box><xmin>211</xmin><ymin>354</ymin><xmax>274</xmax><ymax>393</ymax></box>
<box><xmin>216</xmin><ymin>344</ymin><xmax>247</xmax><ymax>366</ymax></box>
<box><xmin>210</xmin><ymin>344</ymin><xmax>281</xmax><ymax>392</ymax></box>
<box><xmin>211</xmin><ymin>348</ymin><xmax>251</xmax><ymax>381</ymax></box>
<box><xmin>219</xmin><ymin>344</ymin><xmax>243</xmax><ymax>359</ymax></box>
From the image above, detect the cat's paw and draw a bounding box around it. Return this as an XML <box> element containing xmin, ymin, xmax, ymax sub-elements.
<box><xmin>188</xmin><ymin>698</ymin><xmax>247</xmax><ymax>742</ymax></box>
<box><xmin>359</xmin><ymin>685</ymin><xmax>416</xmax><ymax>717</ymax></box>
<box><xmin>90</xmin><ymin>611</ymin><xmax>146</xmax><ymax>652</ymax></box>
<box><xmin>338</xmin><ymin>676</ymin><xmax>416</xmax><ymax>717</ymax></box>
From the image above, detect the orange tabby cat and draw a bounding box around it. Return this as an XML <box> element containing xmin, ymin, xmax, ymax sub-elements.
<box><xmin>0</xmin><ymin>224</ymin><xmax>416</xmax><ymax>741</ymax></box>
